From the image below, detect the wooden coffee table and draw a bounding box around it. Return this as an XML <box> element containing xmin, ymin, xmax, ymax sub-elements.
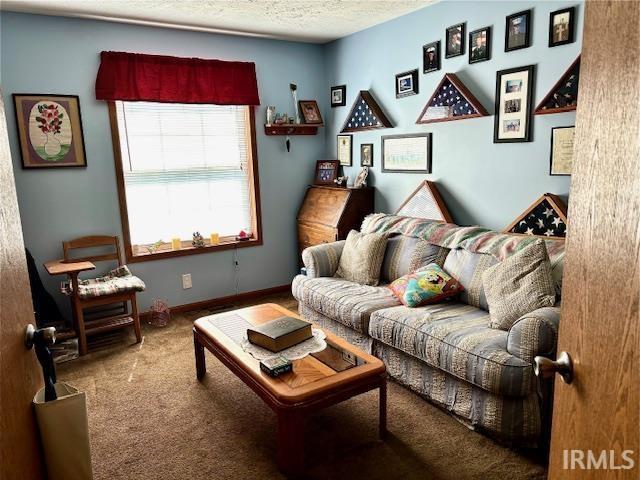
<box><xmin>193</xmin><ymin>303</ymin><xmax>387</xmax><ymax>475</ymax></box>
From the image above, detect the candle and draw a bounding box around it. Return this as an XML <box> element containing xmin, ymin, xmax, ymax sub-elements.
<box><xmin>210</xmin><ymin>233</ymin><xmax>220</xmax><ymax>245</ymax></box>
<box><xmin>171</xmin><ymin>238</ymin><xmax>181</xmax><ymax>250</ymax></box>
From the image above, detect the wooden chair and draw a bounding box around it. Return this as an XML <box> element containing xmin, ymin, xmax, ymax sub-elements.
<box><xmin>61</xmin><ymin>235</ymin><xmax>143</xmax><ymax>355</ymax></box>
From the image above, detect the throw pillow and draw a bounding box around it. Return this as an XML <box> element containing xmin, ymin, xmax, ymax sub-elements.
<box><xmin>483</xmin><ymin>240</ymin><xmax>556</xmax><ymax>330</ymax></box>
<box><xmin>388</xmin><ymin>263</ymin><xmax>463</xmax><ymax>307</ymax></box>
<box><xmin>335</xmin><ymin>230</ymin><xmax>389</xmax><ymax>286</ymax></box>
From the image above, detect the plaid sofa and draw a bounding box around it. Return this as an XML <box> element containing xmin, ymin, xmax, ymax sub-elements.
<box><xmin>292</xmin><ymin>215</ymin><xmax>562</xmax><ymax>446</ymax></box>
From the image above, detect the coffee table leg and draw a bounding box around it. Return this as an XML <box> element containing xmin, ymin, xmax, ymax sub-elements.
<box><xmin>277</xmin><ymin>410</ymin><xmax>304</xmax><ymax>475</ymax></box>
<box><xmin>379</xmin><ymin>376</ymin><xmax>387</xmax><ymax>439</ymax></box>
<box><xmin>194</xmin><ymin>331</ymin><xmax>206</xmax><ymax>380</ymax></box>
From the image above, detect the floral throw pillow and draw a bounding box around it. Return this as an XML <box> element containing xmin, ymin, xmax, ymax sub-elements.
<box><xmin>388</xmin><ymin>263</ymin><xmax>463</xmax><ymax>308</ymax></box>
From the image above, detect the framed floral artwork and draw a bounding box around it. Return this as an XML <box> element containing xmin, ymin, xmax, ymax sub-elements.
<box><xmin>13</xmin><ymin>94</ymin><xmax>87</xmax><ymax>169</ymax></box>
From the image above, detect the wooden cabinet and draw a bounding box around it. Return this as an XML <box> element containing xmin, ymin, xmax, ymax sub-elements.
<box><xmin>297</xmin><ymin>185</ymin><xmax>374</xmax><ymax>258</ymax></box>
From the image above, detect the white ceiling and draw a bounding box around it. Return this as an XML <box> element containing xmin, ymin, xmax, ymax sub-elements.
<box><xmin>1</xmin><ymin>0</ymin><xmax>437</xmax><ymax>43</ymax></box>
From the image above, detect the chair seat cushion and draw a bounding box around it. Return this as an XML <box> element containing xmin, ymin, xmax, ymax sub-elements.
<box><xmin>292</xmin><ymin>275</ymin><xmax>400</xmax><ymax>333</ymax></box>
<box><xmin>368</xmin><ymin>302</ymin><xmax>535</xmax><ymax>396</ymax></box>
<box><xmin>61</xmin><ymin>265</ymin><xmax>146</xmax><ymax>299</ymax></box>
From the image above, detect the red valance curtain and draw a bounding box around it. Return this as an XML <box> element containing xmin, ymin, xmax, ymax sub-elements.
<box><xmin>95</xmin><ymin>51</ymin><xmax>260</xmax><ymax>105</ymax></box>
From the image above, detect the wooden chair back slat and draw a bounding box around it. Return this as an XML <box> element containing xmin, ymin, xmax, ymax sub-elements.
<box><xmin>63</xmin><ymin>235</ymin><xmax>123</xmax><ymax>266</ymax></box>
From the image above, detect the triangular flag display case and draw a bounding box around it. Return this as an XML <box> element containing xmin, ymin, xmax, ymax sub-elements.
<box><xmin>535</xmin><ymin>56</ymin><xmax>580</xmax><ymax>115</ymax></box>
<box><xmin>396</xmin><ymin>180</ymin><xmax>453</xmax><ymax>223</ymax></box>
<box><xmin>416</xmin><ymin>73</ymin><xmax>489</xmax><ymax>124</ymax></box>
<box><xmin>340</xmin><ymin>90</ymin><xmax>393</xmax><ymax>133</ymax></box>
<box><xmin>504</xmin><ymin>193</ymin><xmax>568</xmax><ymax>240</ymax></box>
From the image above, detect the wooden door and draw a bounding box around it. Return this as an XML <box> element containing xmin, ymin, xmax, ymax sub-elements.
<box><xmin>547</xmin><ymin>1</ymin><xmax>639</xmax><ymax>478</ymax></box>
<box><xmin>0</xmin><ymin>92</ymin><xmax>45</xmax><ymax>478</ymax></box>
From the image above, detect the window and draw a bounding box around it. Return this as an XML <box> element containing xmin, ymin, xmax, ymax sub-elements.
<box><xmin>110</xmin><ymin>101</ymin><xmax>261</xmax><ymax>262</ymax></box>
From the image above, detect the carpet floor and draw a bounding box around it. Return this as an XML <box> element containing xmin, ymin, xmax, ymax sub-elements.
<box><xmin>57</xmin><ymin>292</ymin><xmax>547</xmax><ymax>480</ymax></box>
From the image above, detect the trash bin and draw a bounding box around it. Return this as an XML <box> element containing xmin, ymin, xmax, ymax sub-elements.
<box><xmin>33</xmin><ymin>382</ymin><xmax>93</xmax><ymax>480</ymax></box>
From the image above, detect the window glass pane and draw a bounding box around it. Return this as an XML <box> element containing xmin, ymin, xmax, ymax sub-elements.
<box><xmin>115</xmin><ymin>101</ymin><xmax>253</xmax><ymax>246</ymax></box>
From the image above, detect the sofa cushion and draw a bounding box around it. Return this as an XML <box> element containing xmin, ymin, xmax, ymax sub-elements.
<box><xmin>442</xmin><ymin>249</ymin><xmax>498</xmax><ymax>310</ymax></box>
<box><xmin>483</xmin><ymin>240</ymin><xmax>556</xmax><ymax>330</ymax></box>
<box><xmin>336</xmin><ymin>230</ymin><xmax>389</xmax><ymax>286</ymax></box>
<box><xmin>292</xmin><ymin>275</ymin><xmax>400</xmax><ymax>333</ymax></box>
<box><xmin>368</xmin><ymin>302</ymin><xmax>535</xmax><ymax>396</ymax></box>
<box><xmin>61</xmin><ymin>265</ymin><xmax>146</xmax><ymax>299</ymax></box>
<box><xmin>380</xmin><ymin>235</ymin><xmax>447</xmax><ymax>283</ymax></box>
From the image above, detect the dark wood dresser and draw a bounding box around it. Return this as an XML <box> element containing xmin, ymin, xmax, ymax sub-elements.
<box><xmin>297</xmin><ymin>185</ymin><xmax>374</xmax><ymax>259</ymax></box>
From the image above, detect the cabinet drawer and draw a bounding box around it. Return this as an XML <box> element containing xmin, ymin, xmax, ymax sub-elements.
<box><xmin>298</xmin><ymin>223</ymin><xmax>337</xmax><ymax>247</ymax></box>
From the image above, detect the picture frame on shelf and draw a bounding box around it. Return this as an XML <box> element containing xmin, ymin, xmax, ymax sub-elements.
<box><xmin>550</xmin><ymin>126</ymin><xmax>575</xmax><ymax>176</ymax></box>
<box><xmin>337</xmin><ymin>134</ymin><xmax>353</xmax><ymax>166</ymax></box>
<box><xmin>330</xmin><ymin>85</ymin><xmax>346</xmax><ymax>107</ymax></box>
<box><xmin>505</xmin><ymin>9</ymin><xmax>531</xmax><ymax>52</ymax></box>
<box><xmin>360</xmin><ymin>143</ymin><xmax>373</xmax><ymax>167</ymax></box>
<box><xmin>13</xmin><ymin>93</ymin><xmax>87</xmax><ymax>169</ymax></box>
<box><xmin>493</xmin><ymin>65</ymin><xmax>535</xmax><ymax>143</ymax></box>
<box><xmin>298</xmin><ymin>100</ymin><xmax>323</xmax><ymax>125</ymax></box>
<box><xmin>423</xmin><ymin>41</ymin><xmax>441</xmax><ymax>73</ymax></box>
<box><xmin>445</xmin><ymin>23</ymin><xmax>466</xmax><ymax>58</ymax></box>
<box><xmin>382</xmin><ymin>133</ymin><xmax>432</xmax><ymax>173</ymax></box>
<box><xmin>313</xmin><ymin>160</ymin><xmax>340</xmax><ymax>185</ymax></box>
<box><xmin>549</xmin><ymin>6</ymin><xmax>575</xmax><ymax>47</ymax></box>
<box><xmin>395</xmin><ymin>69</ymin><xmax>419</xmax><ymax>98</ymax></box>
<box><xmin>469</xmin><ymin>26</ymin><xmax>491</xmax><ymax>64</ymax></box>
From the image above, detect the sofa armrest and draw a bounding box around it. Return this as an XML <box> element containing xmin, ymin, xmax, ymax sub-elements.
<box><xmin>301</xmin><ymin>241</ymin><xmax>346</xmax><ymax>278</ymax></box>
<box><xmin>507</xmin><ymin>306</ymin><xmax>561</xmax><ymax>362</ymax></box>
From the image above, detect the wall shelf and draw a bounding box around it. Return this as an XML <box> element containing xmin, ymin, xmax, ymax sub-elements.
<box><xmin>264</xmin><ymin>124</ymin><xmax>321</xmax><ymax>136</ymax></box>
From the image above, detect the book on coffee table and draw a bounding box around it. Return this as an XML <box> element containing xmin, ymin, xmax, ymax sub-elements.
<box><xmin>247</xmin><ymin>316</ymin><xmax>312</xmax><ymax>352</ymax></box>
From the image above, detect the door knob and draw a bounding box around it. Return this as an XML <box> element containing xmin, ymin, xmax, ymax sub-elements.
<box><xmin>534</xmin><ymin>351</ymin><xmax>574</xmax><ymax>384</ymax></box>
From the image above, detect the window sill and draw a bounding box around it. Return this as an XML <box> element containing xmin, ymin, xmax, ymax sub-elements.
<box><xmin>126</xmin><ymin>237</ymin><xmax>262</xmax><ymax>263</ymax></box>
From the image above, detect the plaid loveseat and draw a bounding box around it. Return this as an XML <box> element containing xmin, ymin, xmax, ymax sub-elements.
<box><xmin>292</xmin><ymin>214</ymin><xmax>562</xmax><ymax>446</ymax></box>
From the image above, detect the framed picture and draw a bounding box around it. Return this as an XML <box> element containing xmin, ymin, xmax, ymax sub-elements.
<box><xmin>330</xmin><ymin>85</ymin><xmax>346</xmax><ymax>107</ymax></box>
<box><xmin>298</xmin><ymin>100</ymin><xmax>323</xmax><ymax>125</ymax></box>
<box><xmin>445</xmin><ymin>23</ymin><xmax>465</xmax><ymax>58</ymax></box>
<box><xmin>12</xmin><ymin>94</ymin><xmax>87</xmax><ymax>169</ymax></box>
<box><xmin>505</xmin><ymin>10</ymin><xmax>531</xmax><ymax>51</ymax></box>
<box><xmin>423</xmin><ymin>41</ymin><xmax>441</xmax><ymax>73</ymax></box>
<box><xmin>360</xmin><ymin>143</ymin><xmax>373</xmax><ymax>167</ymax></box>
<box><xmin>550</xmin><ymin>126</ymin><xmax>575</xmax><ymax>175</ymax></box>
<box><xmin>493</xmin><ymin>65</ymin><xmax>535</xmax><ymax>143</ymax></box>
<box><xmin>395</xmin><ymin>69</ymin><xmax>419</xmax><ymax>98</ymax></box>
<box><xmin>549</xmin><ymin>7</ymin><xmax>575</xmax><ymax>47</ymax></box>
<box><xmin>382</xmin><ymin>133</ymin><xmax>432</xmax><ymax>173</ymax></box>
<box><xmin>337</xmin><ymin>134</ymin><xmax>352</xmax><ymax>166</ymax></box>
<box><xmin>469</xmin><ymin>27</ymin><xmax>491</xmax><ymax>64</ymax></box>
<box><xmin>314</xmin><ymin>160</ymin><xmax>340</xmax><ymax>185</ymax></box>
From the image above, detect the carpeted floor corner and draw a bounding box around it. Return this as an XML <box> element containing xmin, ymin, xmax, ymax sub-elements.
<box><xmin>57</xmin><ymin>292</ymin><xmax>547</xmax><ymax>480</ymax></box>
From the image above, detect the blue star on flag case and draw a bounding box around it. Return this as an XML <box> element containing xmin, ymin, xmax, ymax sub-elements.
<box><xmin>416</xmin><ymin>73</ymin><xmax>488</xmax><ymax>124</ymax></box>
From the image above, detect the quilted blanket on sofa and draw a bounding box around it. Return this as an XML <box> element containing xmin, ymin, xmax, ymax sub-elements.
<box><xmin>361</xmin><ymin>214</ymin><xmax>565</xmax><ymax>290</ymax></box>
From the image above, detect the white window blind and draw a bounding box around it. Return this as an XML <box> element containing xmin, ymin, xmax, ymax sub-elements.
<box><xmin>115</xmin><ymin>101</ymin><xmax>253</xmax><ymax>246</ymax></box>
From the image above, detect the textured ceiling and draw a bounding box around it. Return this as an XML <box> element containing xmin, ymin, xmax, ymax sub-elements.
<box><xmin>1</xmin><ymin>0</ymin><xmax>437</xmax><ymax>43</ymax></box>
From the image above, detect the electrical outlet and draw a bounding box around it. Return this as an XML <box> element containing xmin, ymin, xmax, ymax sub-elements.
<box><xmin>182</xmin><ymin>274</ymin><xmax>192</xmax><ymax>289</ymax></box>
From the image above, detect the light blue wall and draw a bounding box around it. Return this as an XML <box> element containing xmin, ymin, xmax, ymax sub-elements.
<box><xmin>0</xmin><ymin>12</ymin><xmax>325</xmax><ymax>314</ymax></box>
<box><xmin>1</xmin><ymin>2</ymin><xmax>583</xmax><ymax>316</ymax></box>
<box><xmin>323</xmin><ymin>0</ymin><xmax>582</xmax><ymax>229</ymax></box>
